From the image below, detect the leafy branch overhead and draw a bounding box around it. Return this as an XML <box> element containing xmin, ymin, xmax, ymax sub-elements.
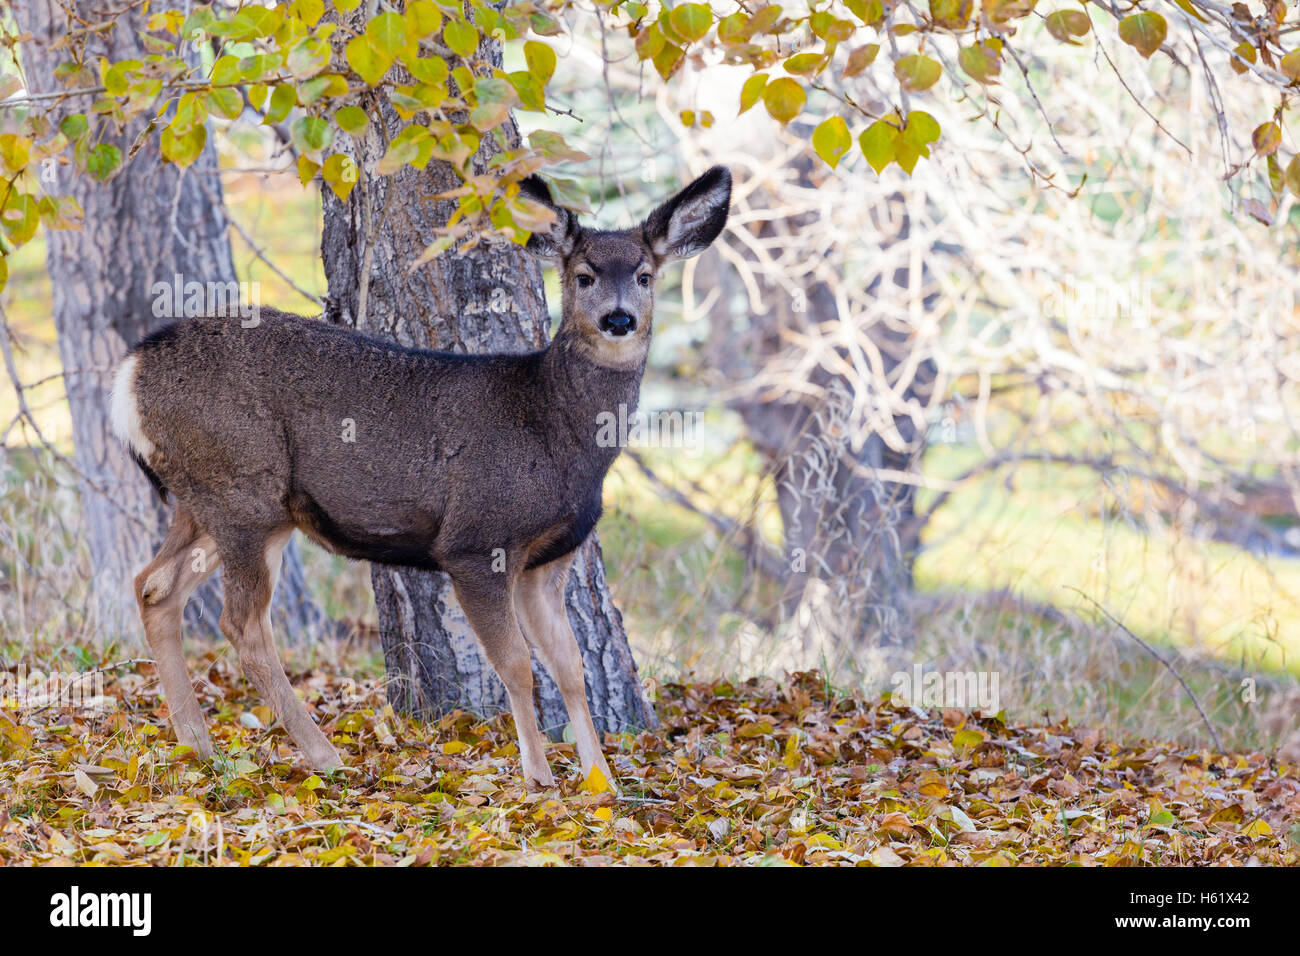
<box><xmin>2</xmin><ymin>0</ymin><xmax>1300</xmax><ymax>292</ymax></box>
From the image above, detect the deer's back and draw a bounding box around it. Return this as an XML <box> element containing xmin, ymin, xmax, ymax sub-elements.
<box><xmin>128</xmin><ymin>311</ymin><xmax>609</xmax><ymax>570</ymax></box>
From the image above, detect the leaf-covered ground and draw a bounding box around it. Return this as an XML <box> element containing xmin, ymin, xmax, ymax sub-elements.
<box><xmin>1</xmin><ymin>660</ymin><xmax>1296</xmax><ymax>865</ymax></box>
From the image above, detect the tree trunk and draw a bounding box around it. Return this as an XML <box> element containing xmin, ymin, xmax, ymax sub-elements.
<box><xmin>318</xmin><ymin>47</ymin><xmax>654</xmax><ymax>734</ymax></box>
<box><xmin>16</xmin><ymin>0</ymin><xmax>328</xmax><ymax>644</ymax></box>
<box><xmin>704</xmin><ymin>165</ymin><xmax>935</xmax><ymax>648</ymax></box>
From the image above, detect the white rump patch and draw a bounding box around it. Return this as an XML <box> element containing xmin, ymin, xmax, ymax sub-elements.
<box><xmin>109</xmin><ymin>354</ymin><xmax>156</xmax><ymax>460</ymax></box>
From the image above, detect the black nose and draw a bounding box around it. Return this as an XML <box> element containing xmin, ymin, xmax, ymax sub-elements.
<box><xmin>599</xmin><ymin>311</ymin><xmax>636</xmax><ymax>336</ymax></box>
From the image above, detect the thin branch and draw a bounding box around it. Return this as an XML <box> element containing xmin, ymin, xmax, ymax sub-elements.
<box><xmin>1066</xmin><ymin>587</ymin><xmax>1224</xmax><ymax>753</ymax></box>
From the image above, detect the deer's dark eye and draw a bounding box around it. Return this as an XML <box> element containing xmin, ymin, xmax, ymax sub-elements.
<box><xmin>637</xmin><ymin>273</ymin><xmax>652</xmax><ymax>287</ymax></box>
<box><xmin>576</xmin><ymin>274</ymin><xmax>594</xmax><ymax>289</ymax></box>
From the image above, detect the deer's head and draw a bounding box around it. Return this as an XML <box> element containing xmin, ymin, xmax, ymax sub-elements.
<box><xmin>520</xmin><ymin>166</ymin><xmax>732</xmax><ymax>369</ymax></box>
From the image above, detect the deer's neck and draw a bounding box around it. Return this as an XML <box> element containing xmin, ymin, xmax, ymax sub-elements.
<box><xmin>539</xmin><ymin>326</ymin><xmax>646</xmax><ymax>456</ymax></box>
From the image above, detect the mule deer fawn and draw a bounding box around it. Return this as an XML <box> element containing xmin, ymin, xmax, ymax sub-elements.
<box><xmin>110</xmin><ymin>167</ymin><xmax>732</xmax><ymax>788</ymax></box>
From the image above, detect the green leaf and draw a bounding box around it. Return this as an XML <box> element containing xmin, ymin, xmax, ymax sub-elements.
<box><xmin>206</xmin><ymin>87</ymin><xmax>244</xmax><ymax>120</ymax></box>
<box><xmin>287</xmin><ymin>37</ymin><xmax>331</xmax><ymax>80</ymax></box>
<box><xmin>959</xmin><ymin>41</ymin><xmax>1002</xmax><ymax>84</ymax></box>
<box><xmin>171</xmin><ymin>93</ymin><xmax>207</xmax><ymax>135</ymax></box>
<box><xmin>0</xmin><ymin>134</ymin><xmax>31</xmax><ymax>173</ymax></box>
<box><xmin>291</xmin><ymin>0</ymin><xmax>326</xmax><ymax>27</ymax></box>
<box><xmin>635</xmin><ymin>24</ymin><xmax>666</xmax><ymax>60</ymax></box>
<box><xmin>403</xmin><ymin>53</ymin><xmax>449</xmax><ymax>86</ymax></box>
<box><xmin>335</xmin><ymin>105</ymin><xmax>370</xmax><ymax>134</ymax></box>
<box><xmin>524</xmin><ymin>40</ymin><xmax>557</xmax><ymax>84</ymax></box>
<box><xmin>929</xmin><ymin>0</ymin><xmax>972</xmax><ymax>29</ymax></box>
<box><xmin>211</xmin><ymin>55</ymin><xmax>242</xmax><ymax>86</ymax></box>
<box><xmin>265</xmin><ymin>83</ymin><xmax>297</xmax><ymax>124</ymax></box>
<box><xmin>160</xmin><ymin>124</ymin><xmax>206</xmax><ymax>167</ymax></box>
<box><xmin>321</xmin><ymin>152</ymin><xmax>360</xmax><ymax>200</ymax></box>
<box><xmin>542</xmin><ymin>175</ymin><xmax>593</xmax><ymax>214</ymax></box>
<box><xmin>298</xmin><ymin>74</ymin><xmax>348</xmax><ymax>106</ymax></box>
<box><xmin>904</xmin><ymin>110</ymin><xmax>940</xmax><ymax>147</ymax></box>
<box><xmin>297</xmin><ymin>154</ymin><xmax>320</xmax><ymax>185</ymax></box>
<box><xmin>1280</xmin><ymin>49</ymin><xmax>1300</xmax><ymax>81</ymax></box>
<box><xmin>809</xmin><ymin>11</ymin><xmax>855</xmax><ymax>41</ymax></box>
<box><xmin>1287</xmin><ymin>155</ymin><xmax>1300</xmax><ymax>198</ymax></box>
<box><xmin>529</xmin><ymin>129</ymin><xmax>589</xmax><ymax>162</ymax></box>
<box><xmin>367</xmin><ymin>11</ymin><xmax>409</xmax><ymax>58</ymax></box>
<box><xmin>291</xmin><ymin>115</ymin><xmax>333</xmax><ymax>157</ymax></box>
<box><xmin>529</xmin><ymin>11</ymin><xmax>564</xmax><ymax>36</ymax></box>
<box><xmin>895</xmin><ymin>54</ymin><xmax>941</xmax><ymax>92</ymax></box>
<box><xmin>784</xmin><ymin>53</ymin><xmax>827</xmax><ymax>76</ymax></box>
<box><xmin>406</xmin><ymin>0</ymin><xmax>443</xmax><ymax>37</ymax></box>
<box><xmin>377</xmin><ymin>136</ymin><xmax>420</xmax><ymax>175</ymax></box>
<box><xmin>469</xmin><ymin>76</ymin><xmax>516</xmax><ymax>131</ymax></box>
<box><xmin>508</xmin><ymin>71</ymin><xmax>545</xmax><ymax>112</ymax></box>
<box><xmin>1</xmin><ymin>193</ymin><xmax>38</xmax><ymax>244</ymax></box>
<box><xmin>346</xmin><ymin>35</ymin><xmax>393</xmax><ymax>87</ymax></box>
<box><xmin>59</xmin><ymin>114</ymin><xmax>89</xmax><ymax>141</ymax></box>
<box><xmin>845</xmin><ymin>0</ymin><xmax>885</xmax><ymax>24</ymax></box>
<box><xmin>859</xmin><ymin>120</ymin><xmax>898</xmax><ymax>175</ymax></box>
<box><xmin>239</xmin><ymin>54</ymin><xmax>280</xmax><ymax>83</ymax></box>
<box><xmin>102</xmin><ymin>59</ymin><xmax>142</xmax><ymax>96</ymax></box>
<box><xmin>443</xmin><ymin>19</ymin><xmax>479</xmax><ymax>58</ymax></box>
<box><xmin>1253</xmin><ymin>122</ymin><xmax>1281</xmax><ymax>157</ymax></box>
<box><xmin>1118</xmin><ymin>12</ymin><xmax>1166</xmax><ymax>59</ymax></box>
<box><xmin>739</xmin><ymin>73</ymin><xmax>768</xmax><ymax>113</ymax></box>
<box><xmin>761</xmin><ymin>77</ymin><xmax>805</xmax><ymax>124</ymax></box>
<box><xmin>669</xmin><ymin>3</ymin><xmax>713</xmax><ymax>42</ymax></box>
<box><xmin>716</xmin><ymin>12</ymin><xmax>750</xmax><ymax>44</ymax></box>
<box><xmin>811</xmin><ymin>116</ymin><xmax>851</xmax><ymax>168</ymax></box>
<box><xmin>651</xmin><ymin>42</ymin><xmax>684</xmax><ymax>80</ymax></box>
<box><xmin>1045</xmin><ymin>10</ymin><xmax>1091</xmax><ymax>44</ymax></box>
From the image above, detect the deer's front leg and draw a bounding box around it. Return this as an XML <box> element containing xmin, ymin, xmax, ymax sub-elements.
<box><xmin>516</xmin><ymin>554</ymin><xmax>615</xmax><ymax>788</ymax></box>
<box><xmin>450</xmin><ymin>568</ymin><xmax>555</xmax><ymax>789</ymax></box>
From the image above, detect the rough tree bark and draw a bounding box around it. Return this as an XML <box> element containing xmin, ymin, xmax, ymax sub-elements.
<box><xmin>318</xmin><ymin>44</ymin><xmax>654</xmax><ymax>735</ymax></box>
<box><xmin>16</xmin><ymin>0</ymin><xmax>328</xmax><ymax>644</ymax></box>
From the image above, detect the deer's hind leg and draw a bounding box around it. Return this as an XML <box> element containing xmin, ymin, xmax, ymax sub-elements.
<box><xmin>217</xmin><ymin>526</ymin><xmax>341</xmax><ymax>771</ymax></box>
<box><xmin>135</xmin><ymin>506</ymin><xmax>221</xmax><ymax>757</ymax></box>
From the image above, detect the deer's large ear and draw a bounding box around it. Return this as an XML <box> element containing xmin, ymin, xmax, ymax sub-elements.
<box><xmin>642</xmin><ymin>166</ymin><xmax>732</xmax><ymax>261</ymax></box>
<box><xmin>519</xmin><ymin>174</ymin><xmax>580</xmax><ymax>261</ymax></box>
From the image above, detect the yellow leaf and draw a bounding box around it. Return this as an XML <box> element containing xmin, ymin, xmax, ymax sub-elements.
<box><xmin>1242</xmin><ymin>819</ymin><xmax>1273</xmax><ymax>837</ymax></box>
<box><xmin>783</xmin><ymin>731</ymin><xmax>801</xmax><ymax>768</ymax></box>
<box><xmin>1118</xmin><ymin>12</ymin><xmax>1167</xmax><ymax>59</ymax></box>
<box><xmin>761</xmin><ymin>77</ymin><xmax>806</xmax><ymax>124</ymax></box>
<box><xmin>583</xmin><ymin>764</ymin><xmax>611</xmax><ymax>794</ymax></box>
<box><xmin>73</xmin><ymin>768</ymin><xmax>98</xmax><ymax>798</ymax></box>
<box><xmin>869</xmin><ymin>844</ymin><xmax>906</xmax><ymax>866</ymax></box>
<box><xmin>917</xmin><ymin>771</ymin><xmax>949</xmax><ymax>798</ymax></box>
<box><xmin>811</xmin><ymin>116</ymin><xmax>851</xmax><ymax>169</ymax></box>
